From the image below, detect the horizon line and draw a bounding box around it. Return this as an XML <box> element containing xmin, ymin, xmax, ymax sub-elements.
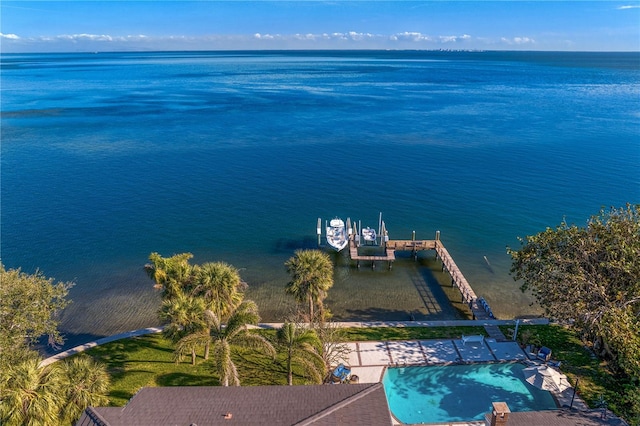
<box><xmin>3</xmin><ymin>48</ymin><xmax>640</xmax><ymax>55</ymax></box>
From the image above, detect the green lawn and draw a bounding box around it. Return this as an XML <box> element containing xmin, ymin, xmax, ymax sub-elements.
<box><xmin>81</xmin><ymin>325</ymin><xmax>637</xmax><ymax>424</ymax></box>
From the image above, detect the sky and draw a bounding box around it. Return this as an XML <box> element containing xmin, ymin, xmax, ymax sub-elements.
<box><xmin>1</xmin><ymin>1</ymin><xmax>639</xmax><ymax>53</ymax></box>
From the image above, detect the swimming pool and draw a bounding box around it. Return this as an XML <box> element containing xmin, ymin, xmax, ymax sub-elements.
<box><xmin>383</xmin><ymin>363</ymin><xmax>558</xmax><ymax>424</ymax></box>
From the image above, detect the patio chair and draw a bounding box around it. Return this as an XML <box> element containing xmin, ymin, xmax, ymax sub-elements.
<box><xmin>330</xmin><ymin>363</ymin><xmax>351</xmax><ymax>383</ymax></box>
<box><xmin>537</xmin><ymin>346</ymin><xmax>552</xmax><ymax>362</ymax></box>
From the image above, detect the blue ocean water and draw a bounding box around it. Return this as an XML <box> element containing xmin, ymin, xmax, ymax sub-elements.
<box><xmin>2</xmin><ymin>51</ymin><xmax>639</xmax><ymax>349</ymax></box>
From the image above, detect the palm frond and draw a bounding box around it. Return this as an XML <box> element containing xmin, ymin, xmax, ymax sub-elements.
<box><xmin>174</xmin><ymin>331</ymin><xmax>209</xmax><ymax>364</ymax></box>
<box><xmin>232</xmin><ymin>333</ymin><xmax>276</xmax><ymax>358</ymax></box>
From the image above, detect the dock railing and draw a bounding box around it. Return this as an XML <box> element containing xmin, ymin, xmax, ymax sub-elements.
<box><xmin>382</xmin><ymin>233</ymin><xmax>491</xmax><ymax>320</ymax></box>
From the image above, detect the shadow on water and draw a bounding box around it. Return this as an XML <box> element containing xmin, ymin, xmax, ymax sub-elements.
<box><xmin>341</xmin><ymin>307</ymin><xmax>423</xmax><ymax>322</ymax></box>
<box><xmin>412</xmin><ymin>264</ymin><xmax>462</xmax><ymax>318</ymax></box>
<box><xmin>272</xmin><ymin>235</ymin><xmax>319</xmax><ymax>253</ymax></box>
<box><xmin>37</xmin><ymin>332</ymin><xmax>106</xmax><ymax>357</ymax></box>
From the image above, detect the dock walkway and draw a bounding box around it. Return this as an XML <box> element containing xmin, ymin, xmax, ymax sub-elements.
<box><xmin>348</xmin><ymin>236</ymin><xmax>395</xmax><ymax>268</ymax></box>
<box><xmin>349</xmin><ymin>231</ymin><xmax>493</xmax><ymax>322</ymax></box>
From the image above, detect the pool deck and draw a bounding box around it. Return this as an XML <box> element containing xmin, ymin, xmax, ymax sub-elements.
<box><xmin>347</xmin><ymin>338</ymin><xmax>528</xmax><ymax>384</ymax></box>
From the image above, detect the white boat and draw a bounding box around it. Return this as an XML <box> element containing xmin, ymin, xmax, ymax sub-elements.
<box><xmin>361</xmin><ymin>227</ymin><xmax>377</xmax><ymax>242</ymax></box>
<box><xmin>326</xmin><ymin>218</ymin><xmax>348</xmax><ymax>251</ymax></box>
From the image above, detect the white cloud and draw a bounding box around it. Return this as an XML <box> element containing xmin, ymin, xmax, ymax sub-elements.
<box><xmin>439</xmin><ymin>34</ymin><xmax>471</xmax><ymax>43</ymax></box>
<box><xmin>56</xmin><ymin>34</ymin><xmax>114</xmax><ymax>42</ymax></box>
<box><xmin>348</xmin><ymin>31</ymin><xmax>371</xmax><ymax>41</ymax></box>
<box><xmin>53</xmin><ymin>33</ymin><xmax>155</xmax><ymax>44</ymax></box>
<box><xmin>617</xmin><ymin>5</ymin><xmax>640</xmax><ymax>9</ymax></box>
<box><xmin>0</xmin><ymin>30</ymin><xmax>544</xmax><ymax>53</ymax></box>
<box><xmin>390</xmin><ymin>31</ymin><xmax>431</xmax><ymax>42</ymax></box>
<box><xmin>501</xmin><ymin>36</ymin><xmax>535</xmax><ymax>45</ymax></box>
<box><xmin>294</xmin><ymin>33</ymin><xmax>319</xmax><ymax>41</ymax></box>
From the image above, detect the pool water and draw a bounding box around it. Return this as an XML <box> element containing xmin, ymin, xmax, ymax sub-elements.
<box><xmin>383</xmin><ymin>363</ymin><xmax>557</xmax><ymax>424</ymax></box>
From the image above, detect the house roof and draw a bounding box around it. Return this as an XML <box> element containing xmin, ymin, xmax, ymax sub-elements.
<box><xmin>503</xmin><ymin>408</ymin><xmax>629</xmax><ymax>426</ymax></box>
<box><xmin>76</xmin><ymin>383</ymin><xmax>393</xmax><ymax>426</ymax></box>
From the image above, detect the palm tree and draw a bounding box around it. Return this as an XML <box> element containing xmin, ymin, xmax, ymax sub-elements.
<box><xmin>0</xmin><ymin>357</ymin><xmax>64</xmax><ymax>426</ymax></box>
<box><xmin>192</xmin><ymin>262</ymin><xmax>248</xmax><ymax>360</ymax></box>
<box><xmin>0</xmin><ymin>355</ymin><xmax>110</xmax><ymax>426</ymax></box>
<box><xmin>145</xmin><ymin>252</ymin><xmax>195</xmax><ymax>299</ymax></box>
<box><xmin>193</xmin><ymin>261</ymin><xmax>247</xmax><ymax>320</ymax></box>
<box><xmin>203</xmin><ymin>300</ymin><xmax>275</xmax><ymax>386</ymax></box>
<box><xmin>284</xmin><ymin>249</ymin><xmax>334</xmax><ymax>320</ymax></box>
<box><xmin>58</xmin><ymin>356</ymin><xmax>110</xmax><ymax>424</ymax></box>
<box><xmin>276</xmin><ymin>322</ymin><xmax>325</xmax><ymax>385</ymax></box>
<box><xmin>161</xmin><ymin>292</ymin><xmax>207</xmax><ymax>365</ymax></box>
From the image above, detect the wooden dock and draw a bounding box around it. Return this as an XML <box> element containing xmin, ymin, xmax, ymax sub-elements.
<box><xmin>348</xmin><ymin>234</ymin><xmax>395</xmax><ymax>269</ymax></box>
<box><xmin>317</xmin><ymin>218</ymin><xmax>494</xmax><ymax>320</ymax></box>
<box><xmin>347</xmin><ymin>229</ymin><xmax>492</xmax><ymax>320</ymax></box>
<box><xmin>386</xmin><ymin>239</ymin><xmax>436</xmax><ymax>252</ymax></box>
<box><xmin>432</xmin><ymin>238</ymin><xmax>493</xmax><ymax>320</ymax></box>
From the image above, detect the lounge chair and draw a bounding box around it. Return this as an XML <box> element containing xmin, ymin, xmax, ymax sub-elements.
<box><xmin>537</xmin><ymin>346</ymin><xmax>552</xmax><ymax>362</ymax></box>
<box><xmin>330</xmin><ymin>363</ymin><xmax>351</xmax><ymax>383</ymax></box>
<box><xmin>461</xmin><ymin>335</ymin><xmax>485</xmax><ymax>344</ymax></box>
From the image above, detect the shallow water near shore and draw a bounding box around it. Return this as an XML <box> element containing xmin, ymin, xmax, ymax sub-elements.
<box><xmin>2</xmin><ymin>51</ymin><xmax>638</xmax><ymax>352</ymax></box>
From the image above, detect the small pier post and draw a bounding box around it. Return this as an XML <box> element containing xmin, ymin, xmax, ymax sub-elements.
<box><xmin>412</xmin><ymin>230</ymin><xmax>418</xmax><ymax>260</ymax></box>
<box><xmin>381</xmin><ymin>221</ymin><xmax>388</xmax><ymax>249</ymax></box>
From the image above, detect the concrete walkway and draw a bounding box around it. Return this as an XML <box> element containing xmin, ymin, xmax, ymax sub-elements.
<box><xmin>40</xmin><ymin>326</ymin><xmax>164</xmax><ymax>367</ymax></box>
<box><xmin>40</xmin><ymin>318</ymin><xmax>547</xmax><ymax>366</ymax></box>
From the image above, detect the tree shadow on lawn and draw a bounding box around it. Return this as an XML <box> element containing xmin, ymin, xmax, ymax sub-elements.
<box><xmin>234</xmin><ymin>350</ymin><xmax>289</xmax><ymax>386</ymax></box>
<box><xmin>157</xmin><ymin>372</ymin><xmax>219</xmax><ymax>387</ymax></box>
<box><xmin>109</xmin><ymin>390</ymin><xmax>136</xmax><ymax>406</ymax></box>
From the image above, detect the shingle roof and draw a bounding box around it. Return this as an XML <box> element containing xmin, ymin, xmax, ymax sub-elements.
<box><xmin>504</xmin><ymin>408</ymin><xmax>629</xmax><ymax>426</ymax></box>
<box><xmin>76</xmin><ymin>383</ymin><xmax>393</xmax><ymax>426</ymax></box>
